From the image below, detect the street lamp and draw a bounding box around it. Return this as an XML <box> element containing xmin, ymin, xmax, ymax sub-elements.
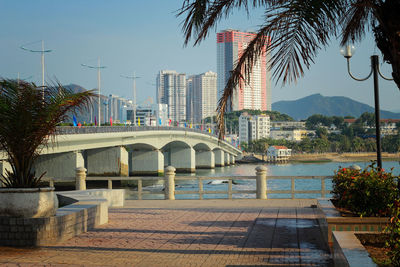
<box><xmin>340</xmin><ymin>45</ymin><xmax>394</xmax><ymax>169</ymax></box>
<box><xmin>81</xmin><ymin>58</ymin><xmax>107</xmax><ymax>126</ymax></box>
<box><xmin>121</xmin><ymin>72</ymin><xmax>141</xmax><ymax>126</ymax></box>
<box><xmin>20</xmin><ymin>40</ymin><xmax>52</xmax><ymax>98</ymax></box>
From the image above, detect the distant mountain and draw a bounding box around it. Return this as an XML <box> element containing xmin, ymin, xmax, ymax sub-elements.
<box><xmin>64</xmin><ymin>84</ymin><xmax>87</xmax><ymax>93</ymax></box>
<box><xmin>272</xmin><ymin>94</ymin><xmax>400</xmax><ymax>120</ymax></box>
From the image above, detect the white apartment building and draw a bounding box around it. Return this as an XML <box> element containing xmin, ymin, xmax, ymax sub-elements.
<box><xmin>270</xmin><ymin>129</ymin><xmax>309</xmax><ymax>142</ymax></box>
<box><xmin>186</xmin><ymin>71</ymin><xmax>217</xmax><ymax>123</ymax></box>
<box><xmin>239</xmin><ymin>113</ymin><xmax>270</xmax><ymax>143</ymax></box>
<box><xmin>270</xmin><ymin>121</ymin><xmax>306</xmax><ymax>130</ymax></box>
<box><xmin>156</xmin><ymin>70</ymin><xmax>186</xmax><ymax>123</ymax></box>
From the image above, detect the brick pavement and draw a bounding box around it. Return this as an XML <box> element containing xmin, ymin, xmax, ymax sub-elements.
<box><xmin>0</xmin><ymin>199</ymin><xmax>332</xmax><ymax>266</ymax></box>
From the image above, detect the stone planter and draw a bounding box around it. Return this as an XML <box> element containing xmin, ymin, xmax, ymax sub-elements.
<box><xmin>332</xmin><ymin>231</ymin><xmax>377</xmax><ymax>267</ymax></box>
<box><xmin>0</xmin><ymin>187</ymin><xmax>58</xmax><ymax>218</ymax></box>
<box><xmin>316</xmin><ymin>199</ymin><xmax>388</xmax><ymax>247</ymax></box>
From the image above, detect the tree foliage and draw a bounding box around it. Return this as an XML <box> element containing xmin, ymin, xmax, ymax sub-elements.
<box><xmin>178</xmin><ymin>0</ymin><xmax>400</xmax><ymax>138</ymax></box>
<box><xmin>0</xmin><ymin>80</ymin><xmax>94</xmax><ymax>188</ymax></box>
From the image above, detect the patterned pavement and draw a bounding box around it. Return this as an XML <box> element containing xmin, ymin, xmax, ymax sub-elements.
<box><xmin>0</xmin><ymin>199</ymin><xmax>332</xmax><ymax>266</ymax></box>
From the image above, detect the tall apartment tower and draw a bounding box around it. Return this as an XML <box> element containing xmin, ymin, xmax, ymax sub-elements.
<box><xmin>217</xmin><ymin>29</ymin><xmax>271</xmax><ymax>111</ymax></box>
<box><xmin>156</xmin><ymin>70</ymin><xmax>186</xmax><ymax>123</ymax></box>
<box><xmin>186</xmin><ymin>71</ymin><xmax>217</xmax><ymax>123</ymax></box>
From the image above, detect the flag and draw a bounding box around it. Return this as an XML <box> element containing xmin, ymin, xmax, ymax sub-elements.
<box><xmin>184</xmin><ymin>122</ymin><xmax>187</xmax><ymax>128</ymax></box>
<box><xmin>138</xmin><ymin>117</ymin><xmax>141</xmax><ymax>126</ymax></box>
<box><xmin>94</xmin><ymin>116</ymin><xmax>97</xmax><ymax>126</ymax></box>
<box><xmin>73</xmin><ymin>115</ymin><xmax>78</xmax><ymax>127</ymax></box>
<box><xmin>208</xmin><ymin>128</ymin><xmax>211</xmax><ymax>133</ymax></box>
<box><xmin>169</xmin><ymin>119</ymin><xmax>172</xmax><ymax>126</ymax></box>
<box><xmin>159</xmin><ymin>118</ymin><xmax>162</xmax><ymax>126</ymax></box>
<box><xmin>110</xmin><ymin>117</ymin><xmax>113</xmax><ymax>126</ymax></box>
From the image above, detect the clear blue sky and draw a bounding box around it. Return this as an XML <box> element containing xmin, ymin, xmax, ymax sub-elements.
<box><xmin>1</xmin><ymin>0</ymin><xmax>399</xmax><ymax>112</ymax></box>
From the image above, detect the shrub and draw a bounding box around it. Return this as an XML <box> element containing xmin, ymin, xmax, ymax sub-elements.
<box><xmin>332</xmin><ymin>163</ymin><xmax>398</xmax><ymax>217</ymax></box>
<box><xmin>386</xmin><ymin>199</ymin><xmax>400</xmax><ymax>266</ymax></box>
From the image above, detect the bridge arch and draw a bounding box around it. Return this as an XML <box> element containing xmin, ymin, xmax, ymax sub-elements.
<box><xmin>161</xmin><ymin>141</ymin><xmax>195</xmax><ymax>173</ymax></box>
<box><xmin>129</xmin><ymin>143</ymin><xmax>163</xmax><ymax>176</ymax></box>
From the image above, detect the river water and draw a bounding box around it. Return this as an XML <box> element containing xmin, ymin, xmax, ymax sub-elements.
<box><xmin>126</xmin><ymin>161</ymin><xmax>400</xmax><ymax>200</ymax></box>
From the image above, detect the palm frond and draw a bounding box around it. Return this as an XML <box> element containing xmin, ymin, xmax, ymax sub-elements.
<box><xmin>0</xmin><ymin>79</ymin><xmax>94</xmax><ymax>187</ymax></box>
<box><xmin>340</xmin><ymin>0</ymin><xmax>375</xmax><ymax>45</ymax></box>
<box><xmin>178</xmin><ymin>0</ymin><xmax>270</xmax><ymax>45</ymax></box>
<box><xmin>216</xmin><ymin>0</ymin><xmax>344</xmax><ymax>137</ymax></box>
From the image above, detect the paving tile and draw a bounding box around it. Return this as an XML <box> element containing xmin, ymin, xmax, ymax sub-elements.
<box><xmin>0</xmin><ymin>199</ymin><xmax>332</xmax><ymax>266</ymax></box>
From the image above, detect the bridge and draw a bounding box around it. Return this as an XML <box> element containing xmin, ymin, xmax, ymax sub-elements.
<box><xmin>0</xmin><ymin>126</ymin><xmax>241</xmax><ymax>180</ymax></box>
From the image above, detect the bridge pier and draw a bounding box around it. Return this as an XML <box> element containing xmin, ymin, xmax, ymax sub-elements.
<box><xmin>170</xmin><ymin>147</ymin><xmax>195</xmax><ymax>173</ymax></box>
<box><xmin>86</xmin><ymin>146</ymin><xmax>129</xmax><ymax>176</ymax></box>
<box><xmin>195</xmin><ymin>150</ymin><xmax>215</xmax><ymax>169</ymax></box>
<box><xmin>131</xmin><ymin>149</ymin><xmax>164</xmax><ymax>175</ymax></box>
<box><xmin>214</xmin><ymin>149</ymin><xmax>224</xmax><ymax>167</ymax></box>
<box><xmin>230</xmin><ymin>154</ymin><xmax>235</xmax><ymax>165</ymax></box>
<box><xmin>224</xmin><ymin>152</ymin><xmax>231</xmax><ymax>166</ymax></box>
<box><xmin>34</xmin><ymin>151</ymin><xmax>84</xmax><ymax>180</ymax></box>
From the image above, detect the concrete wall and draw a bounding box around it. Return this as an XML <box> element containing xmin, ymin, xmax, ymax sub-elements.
<box><xmin>195</xmin><ymin>150</ymin><xmax>215</xmax><ymax>169</ymax></box>
<box><xmin>131</xmin><ymin>150</ymin><xmax>164</xmax><ymax>175</ymax></box>
<box><xmin>214</xmin><ymin>150</ymin><xmax>224</xmax><ymax>167</ymax></box>
<box><xmin>170</xmin><ymin>147</ymin><xmax>195</xmax><ymax>173</ymax></box>
<box><xmin>86</xmin><ymin>146</ymin><xmax>129</xmax><ymax>176</ymax></box>
<box><xmin>34</xmin><ymin>151</ymin><xmax>84</xmax><ymax>179</ymax></box>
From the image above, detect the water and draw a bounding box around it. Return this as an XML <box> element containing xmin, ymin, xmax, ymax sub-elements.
<box><xmin>125</xmin><ymin>161</ymin><xmax>400</xmax><ymax>200</ymax></box>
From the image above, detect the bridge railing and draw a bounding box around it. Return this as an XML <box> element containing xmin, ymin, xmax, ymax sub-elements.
<box><xmin>44</xmin><ymin>166</ymin><xmax>332</xmax><ymax>200</ymax></box>
<box><xmin>55</xmin><ymin>126</ymin><xmax>218</xmax><ymax>137</ymax></box>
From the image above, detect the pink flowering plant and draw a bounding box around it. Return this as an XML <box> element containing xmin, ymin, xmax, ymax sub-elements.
<box><xmin>332</xmin><ymin>163</ymin><xmax>399</xmax><ymax>217</ymax></box>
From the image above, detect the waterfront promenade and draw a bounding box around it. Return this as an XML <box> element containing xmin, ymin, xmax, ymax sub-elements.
<box><xmin>0</xmin><ymin>199</ymin><xmax>332</xmax><ymax>266</ymax></box>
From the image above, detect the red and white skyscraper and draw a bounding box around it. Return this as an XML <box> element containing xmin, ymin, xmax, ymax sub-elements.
<box><xmin>217</xmin><ymin>29</ymin><xmax>271</xmax><ymax>111</ymax></box>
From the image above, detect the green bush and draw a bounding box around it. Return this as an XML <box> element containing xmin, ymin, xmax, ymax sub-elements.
<box><xmin>332</xmin><ymin>163</ymin><xmax>398</xmax><ymax>217</ymax></box>
<box><xmin>386</xmin><ymin>199</ymin><xmax>400</xmax><ymax>266</ymax></box>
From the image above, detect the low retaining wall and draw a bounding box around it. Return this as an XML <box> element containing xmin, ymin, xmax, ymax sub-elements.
<box><xmin>332</xmin><ymin>231</ymin><xmax>377</xmax><ymax>267</ymax></box>
<box><xmin>0</xmin><ymin>189</ymin><xmax>125</xmax><ymax>247</ymax></box>
<box><xmin>316</xmin><ymin>199</ymin><xmax>388</xmax><ymax>247</ymax></box>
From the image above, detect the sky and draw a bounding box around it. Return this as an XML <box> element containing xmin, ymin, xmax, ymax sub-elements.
<box><xmin>0</xmin><ymin>0</ymin><xmax>399</xmax><ymax>112</ymax></box>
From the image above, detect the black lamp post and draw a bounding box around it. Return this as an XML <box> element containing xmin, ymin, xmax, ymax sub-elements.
<box><xmin>340</xmin><ymin>45</ymin><xmax>394</xmax><ymax>169</ymax></box>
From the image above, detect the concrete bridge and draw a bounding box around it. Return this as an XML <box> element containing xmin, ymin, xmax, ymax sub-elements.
<box><xmin>0</xmin><ymin>127</ymin><xmax>241</xmax><ymax>180</ymax></box>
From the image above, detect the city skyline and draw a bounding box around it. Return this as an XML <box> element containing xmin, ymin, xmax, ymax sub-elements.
<box><xmin>0</xmin><ymin>0</ymin><xmax>399</xmax><ymax>112</ymax></box>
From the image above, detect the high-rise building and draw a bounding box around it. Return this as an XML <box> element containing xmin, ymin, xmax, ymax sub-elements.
<box><xmin>186</xmin><ymin>71</ymin><xmax>217</xmax><ymax>124</ymax></box>
<box><xmin>239</xmin><ymin>112</ymin><xmax>270</xmax><ymax>144</ymax></box>
<box><xmin>156</xmin><ymin>70</ymin><xmax>186</xmax><ymax>123</ymax></box>
<box><xmin>217</xmin><ymin>29</ymin><xmax>271</xmax><ymax>111</ymax></box>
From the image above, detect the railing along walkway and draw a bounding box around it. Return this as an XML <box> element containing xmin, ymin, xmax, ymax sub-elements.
<box><xmin>45</xmin><ymin>166</ymin><xmax>332</xmax><ymax>200</ymax></box>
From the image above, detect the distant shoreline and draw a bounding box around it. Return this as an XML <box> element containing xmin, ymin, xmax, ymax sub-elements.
<box><xmin>238</xmin><ymin>152</ymin><xmax>400</xmax><ymax>164</ymax></box>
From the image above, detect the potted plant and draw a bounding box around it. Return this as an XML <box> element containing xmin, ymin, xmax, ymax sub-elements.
<box><xmin>0</xmin><ymin>79</ymin><xmax>93</xmax><ymax>217</ymax></box>
<box><xmin>317</xmin><ymin>163</ymin><xmax>399</xmax><ymax>247</ymax></box>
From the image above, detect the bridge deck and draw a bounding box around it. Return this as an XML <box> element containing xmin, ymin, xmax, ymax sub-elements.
<box><xmin>0</xmin><ymin>199</ymin><xmax>333</xmax><ymax>266</ymax></box>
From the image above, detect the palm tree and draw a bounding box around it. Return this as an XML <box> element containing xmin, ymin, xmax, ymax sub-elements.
<box><xmin>177</xmin><ymin>0</ymin><xmax>400</xmax><ymax>137</ymax></box>
<box><xmin>0</xmin><ymin>79</ymin><xmax>94</xmax><ymax>188</ymax></box>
